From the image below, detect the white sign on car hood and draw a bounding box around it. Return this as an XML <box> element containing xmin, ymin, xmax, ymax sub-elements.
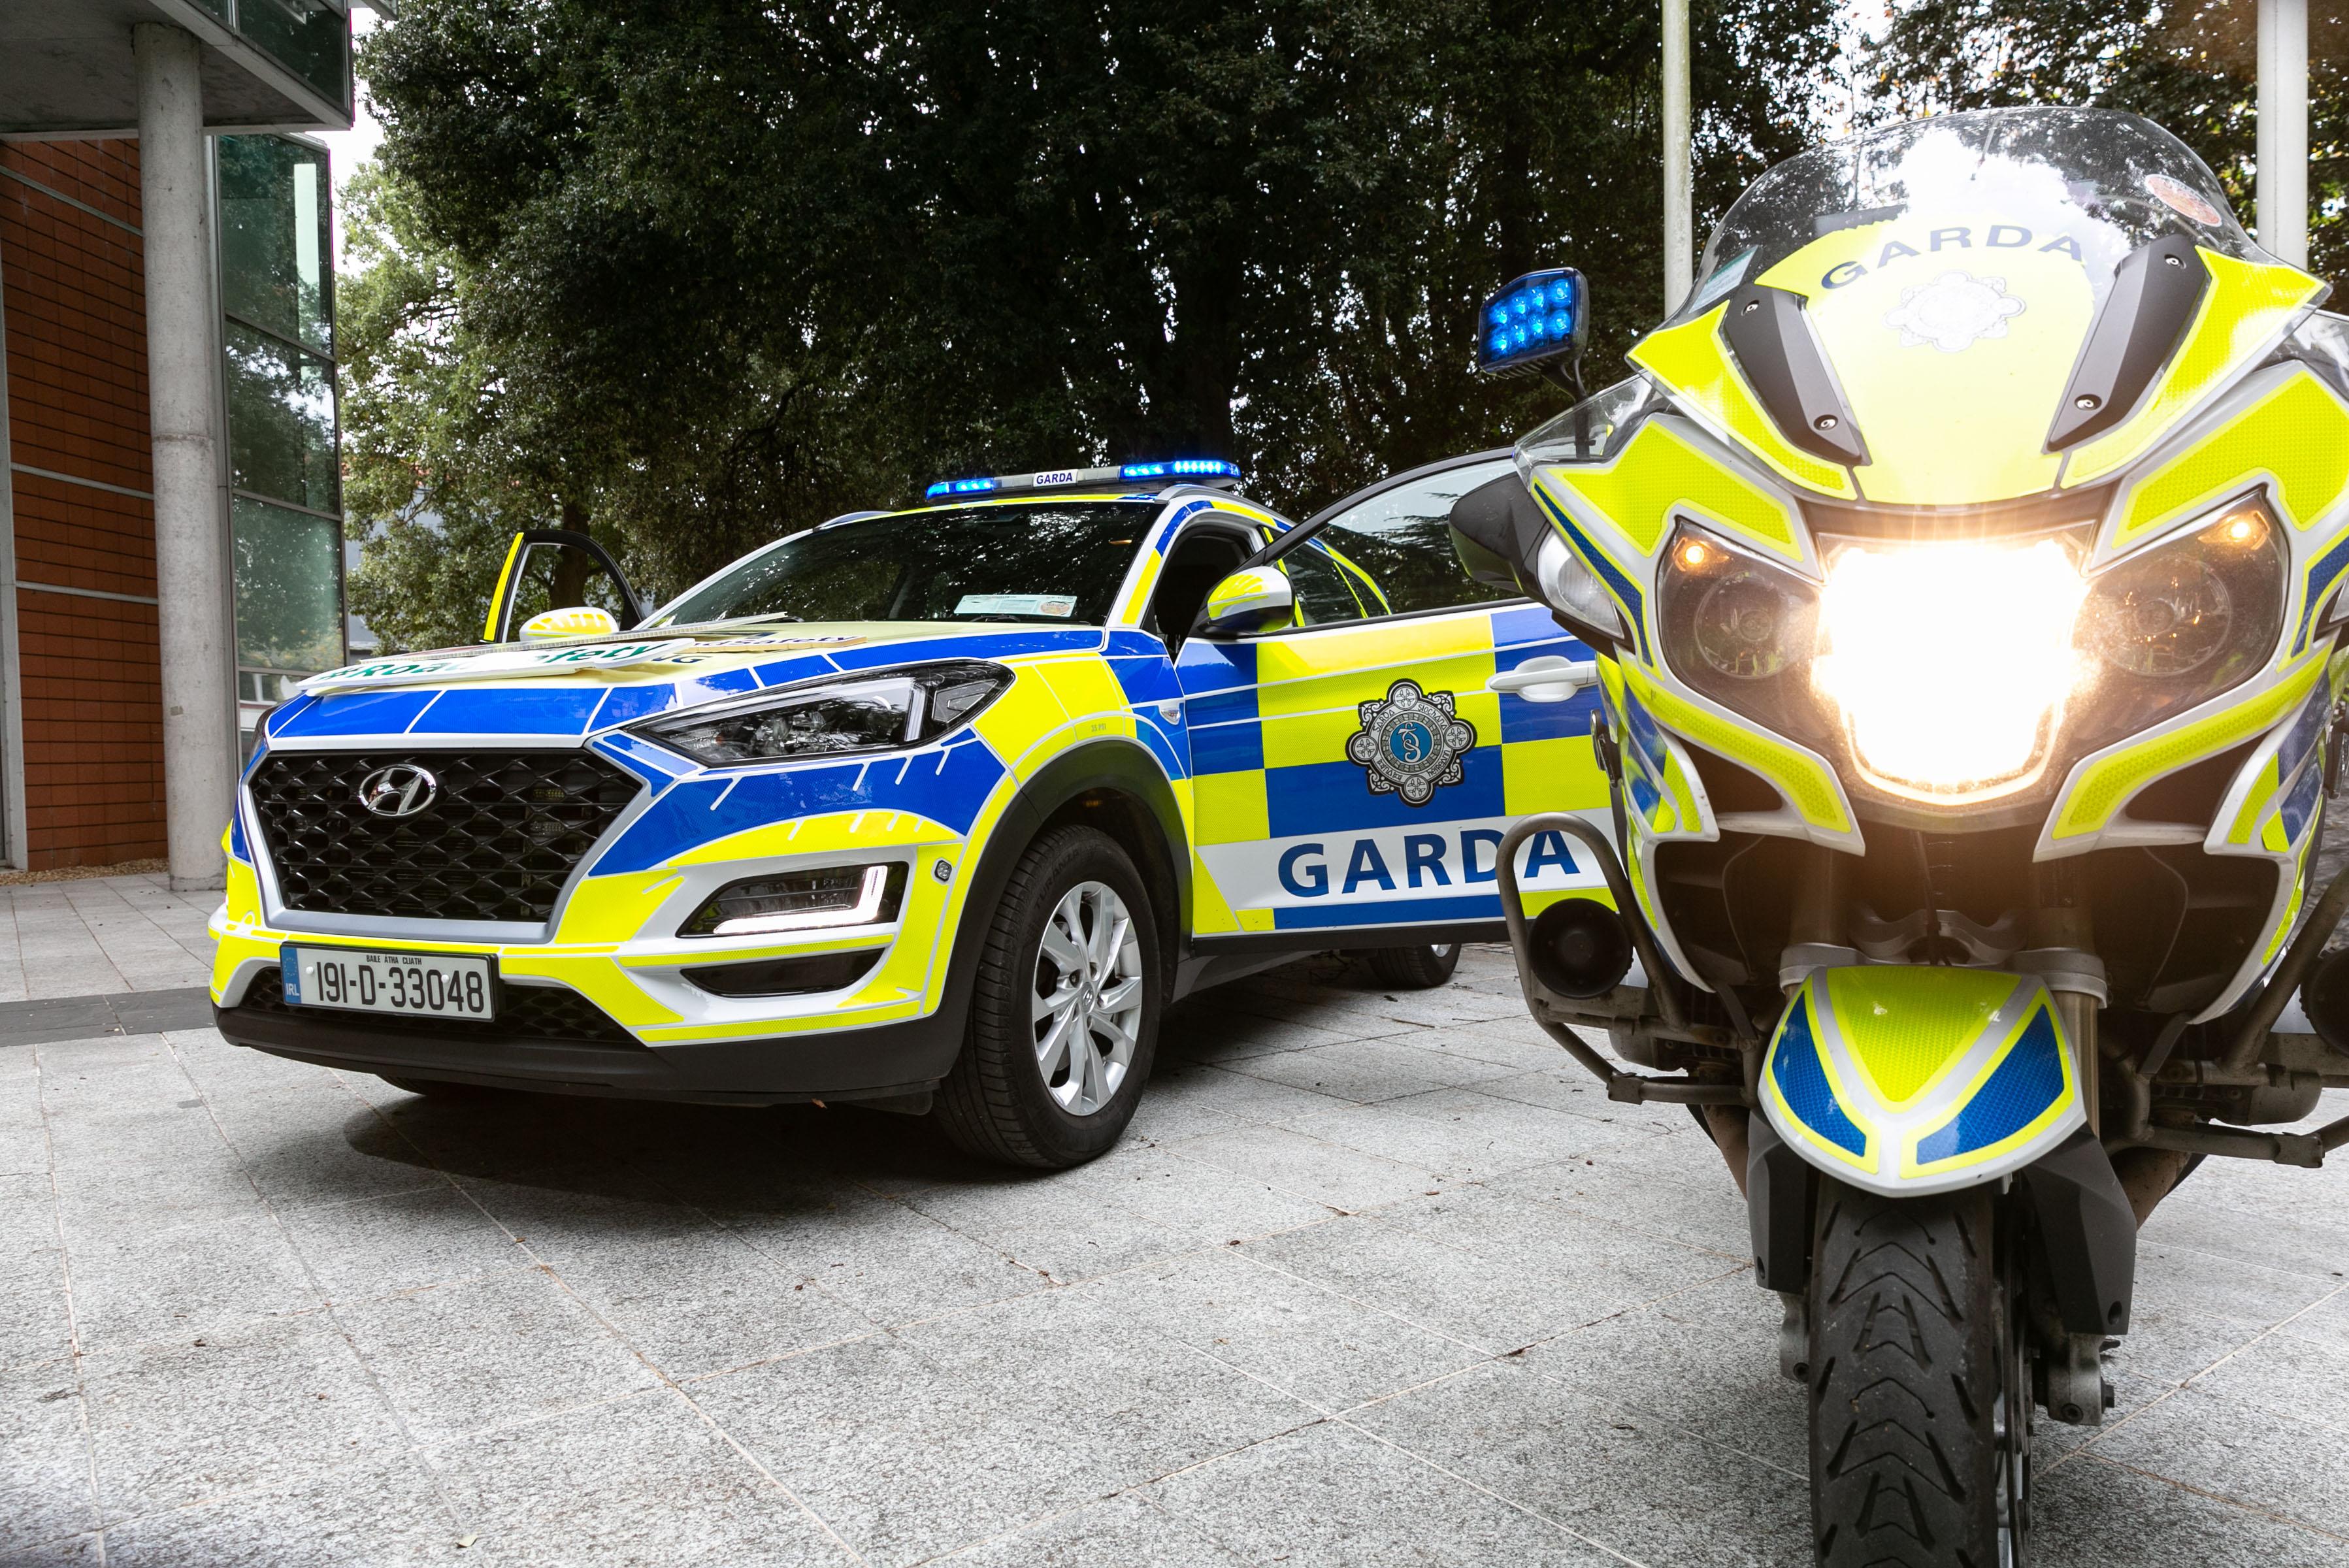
<box><xmin>301</xmin><ymin>640</ymin><xmax>698</xmax><ymax>691</ymax></box>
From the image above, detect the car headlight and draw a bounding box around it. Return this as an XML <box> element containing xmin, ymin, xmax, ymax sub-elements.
<box><xmin>1814</xmin><ymin>536</ymin><xmax>2086</xmax><ymax>800</ymax></box>
<box><xmin>633</xmin><ymin>661</ymin><xmax>1010</xmax><ymax>766</ymax></box>
<box><xmin>2069</xmin><ymin>499</ymin><xmax>2284</xmax><ymax>749</ymax></box>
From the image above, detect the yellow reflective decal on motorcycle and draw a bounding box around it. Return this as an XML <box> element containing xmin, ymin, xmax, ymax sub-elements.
<box><xmin>2050</xmin><ymin>654</ymin><xmax>2325</xmax><ymax>843</ymax></box>
<box><xmin>1618</xmin><ymin>661</ymin><xmax>1855</xmax><ymax>838</ymax></box>
<box><xmin>2065</xmin><ymin>250</ymin><xmax>2325</xmax><ymax>487</ymax></box>
<box><xmin>1628</xmin><ymin>309</ymin><xmax>1856</xmax><ymax>500</ymax></box>
<box><xmin>1530</xmin><ymin>419</ymin><xmax>1806</xmax><ymax>563</ymax></box>
<box><xmin>2111</xmin><ymin>367</ymin><xmax>2349</xmax><ymax>551</ymax></box>
<box><xmin>1765</xmin><ymin>968</ymin><xmax>2082</xmax><ymax>1194</ymax></box>
<box><xmin>1758</xmin><ymin>212</ymin><xmax>2092</xmax><ymax>506</ymax></box>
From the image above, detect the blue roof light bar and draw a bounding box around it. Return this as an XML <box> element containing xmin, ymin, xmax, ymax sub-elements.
<box><xmin>921</xmin><ymin>459</ymin><xmax>1241</xmax><ymax>502</ymax></box>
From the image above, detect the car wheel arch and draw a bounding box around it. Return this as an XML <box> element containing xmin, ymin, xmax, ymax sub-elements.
<box><xmin>940</xmin><ymin>739</ymin><xmax>1190</xmax><ymax>1018</ymax></box>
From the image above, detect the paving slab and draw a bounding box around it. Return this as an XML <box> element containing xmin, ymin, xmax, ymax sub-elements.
<box><xmin>1</xmin><ymin>940</ymin><xmax>2346</xmax><ymax>1565</ymax></box>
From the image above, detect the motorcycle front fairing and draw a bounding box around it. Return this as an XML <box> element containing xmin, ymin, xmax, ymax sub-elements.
<box><xmin>1501</xmin><ymin>111</ymin><xmax>2343</xmax><ymax>1201</ymax></box>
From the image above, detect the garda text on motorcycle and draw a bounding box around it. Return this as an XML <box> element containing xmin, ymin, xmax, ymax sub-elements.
<box><xmin>1458</xmin><ymin>107</ymin><xmax>2349</xmax><ymax>1565</ymax></box>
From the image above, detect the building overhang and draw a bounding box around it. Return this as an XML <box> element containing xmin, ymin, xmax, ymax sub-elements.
<box><xmin>0</xmin><ymin>0</ymin><xmax>355</xmax><ymax>138</ymax></box>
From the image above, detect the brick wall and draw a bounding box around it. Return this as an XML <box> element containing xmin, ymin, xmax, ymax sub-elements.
<box><xmin>0</xmin><ymin>140</ymin><xmax>163</xmax><ymax>868</ymax></box>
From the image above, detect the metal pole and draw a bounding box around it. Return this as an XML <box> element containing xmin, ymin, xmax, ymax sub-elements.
<box><xmin>135</xmin><ymin>22</ymin><xmax>233</xmax><ymax>893</ymax></box>
<box><xmin>2257</xmin><ymin>0</ymin><xmax>2309</xmax><ymax>269</ymax></box>
<box><xmin>1661</xmin><ymin>0</ymin><xmax>1692</xmax><ymax>314</ymax></box>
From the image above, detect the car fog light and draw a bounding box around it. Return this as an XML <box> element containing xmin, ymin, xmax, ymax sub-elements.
<box><xmin>679</xmin><ymin>864</ymin><xmax>905</xmax><ymax>938</ymax></box>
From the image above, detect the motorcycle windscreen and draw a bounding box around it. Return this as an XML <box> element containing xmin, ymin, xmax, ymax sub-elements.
<box><xmin>1763</xmin><ymin>966</ymin><xmax>2084</xmax><ymax>1195</ymax></box>
<box><xmin>1634</xmin><ymin>109</ymin><xmax>2323</xmax><ymax>510</ymax></box>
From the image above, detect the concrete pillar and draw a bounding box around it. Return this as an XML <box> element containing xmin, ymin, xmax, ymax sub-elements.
<box><xmin>2258</xmin><ymin>0</ymin><xmax>2310</xmax><ymax>269</ymax></box>
<box><xmin>1661</xmin><ymin>0</ymin><xmax>1692</xmax><ymax>314</ymax></box>
<box><xmin>135</xmin><ymin>23</ymin><xmax>231</xmax><ymax>892</ymax></box>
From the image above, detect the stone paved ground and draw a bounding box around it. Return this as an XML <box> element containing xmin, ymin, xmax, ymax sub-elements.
<box><xmin>3</xmin><ymin>877</ymin><xmax>2349</xmax><ymax>1565</ymax></box>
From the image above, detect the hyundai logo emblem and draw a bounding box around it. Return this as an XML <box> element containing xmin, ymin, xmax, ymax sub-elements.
<box><xmin>357</xmin><ymin>763</ymin><xmax>439</xmax><ymax>819</ymax></box>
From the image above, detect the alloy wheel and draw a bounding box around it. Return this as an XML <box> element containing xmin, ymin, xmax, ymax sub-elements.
<box><xmin>1030</xmin><ymin>879</ymin><xmax>1144</xmax><ymax>1116</ymax></box>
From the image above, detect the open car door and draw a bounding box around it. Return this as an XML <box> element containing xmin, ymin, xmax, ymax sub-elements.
<box><xmin>484</xmin><ymin>529</ymin><xmax>648</xmax><ymax>642</ymax></box>
<box><xmin>1175</xmin><ymin>453</ymin><xmax>1615</xmax><ymax>945</ymax></box>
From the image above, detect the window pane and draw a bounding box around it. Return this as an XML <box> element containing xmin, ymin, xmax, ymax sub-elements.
<box><xmin>1307</xmin><ymin>459</ymin><xmax>1519</xmax><ymax>617</ymax></box>
<box><xmin>226</xmin><ymin>324</ymin><xmax>338</xmax><ymax>513</ymax></box>
<box><xmin>232</xmin><ymin>3</ymin><xmax>351</xmax><ymax>118</ymax></box>
<box><xmin>220</xmin><ymin>136</ymin><xmax>332</xmax><ymax>355</ymax></box>
<box><xmin>1283</xmin><ymin>542</ymin><xmax>1367</xmax><ymax>627</ymax></box>
<box><xmin>234</xmin><ymin>498</ymin><xmax>342</xmax><ymax>675</ymax></box>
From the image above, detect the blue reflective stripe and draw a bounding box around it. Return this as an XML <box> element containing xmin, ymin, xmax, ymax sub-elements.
<box><xmin>1490</xmin><ymin>603</ymin><xmax>1567</xmax><ymax>647</ymax></box>
<box><xmin>2296</xmin><ymin>530</ymin><xmax>2349</xmax><ymax>653</ymax></box>
<box><xmin>409</xmin><ymin>686</ymin><xmax>608</xmax><ymax>736</ymax></box>
<box><xmin>2280</xmin><ymin>753</ymin><xmax>2324</xmax><ymax>841</ymax></box>
<box><xmin>587</xmin><ymin>732</ymin><xmax>1006</xmax><ymax>875</ymax></box>
<box><xmin>1265</xmin><ymin>749</ymin><xmax>1505</xmax><ymax>837</ymax></box>
<box><xmin>1272</xmin><ymin>892</ymin><xmax>1501</xmax><ymax>928</ymax></box>
<box><xmin>271</xmin><ymin>687</ymin><xmax>438</xmax><ymax>739</ymax></box>
<box><xmin>1190</xmin><ymin>720</ymin><xmax>1262</xmax><ymax>775</ymax></box>
<box><xmin>1914</xmin><ymin>1006</ymin><xmax>2066</xmax><ymax>1165</ymax></box>
<box><xmin>264</xmin><ymin>693</ymin><xmax>317</xmax><ymax>734</ymax></box>
<box><xmin>1771</xmin><ymin>1000</ymin><xmax>1866</xmax><ymax>1158</ymax></box>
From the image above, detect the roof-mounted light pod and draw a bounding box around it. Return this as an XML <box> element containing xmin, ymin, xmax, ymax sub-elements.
<box><xmin>1473</xmin><ymin>268</ymin><xmax>1588</xmax><ymax>380</ymax></box>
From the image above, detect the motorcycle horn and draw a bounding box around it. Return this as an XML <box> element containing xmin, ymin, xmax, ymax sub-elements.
<box><xmin>1528</xmin><ymin>897</ymin><xmax>1633</xmax><ymax>999</ymax></box>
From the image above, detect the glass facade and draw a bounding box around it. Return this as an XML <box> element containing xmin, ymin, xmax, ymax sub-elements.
<box><xmin>218</xmin><ymin>135</ymin><xmax>341</xmax><ymax>720</ymax></box>
<box><xmin>209</xmin><ymin>0</ymin><xmax>353</xmax><ymax>120</ymax></box>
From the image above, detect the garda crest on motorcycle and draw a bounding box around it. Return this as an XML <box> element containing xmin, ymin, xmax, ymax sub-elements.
<box><xmin>1460</xmin><ymin>106</ymin><xmax>2349</xmax><ymax>1566</ymax></box>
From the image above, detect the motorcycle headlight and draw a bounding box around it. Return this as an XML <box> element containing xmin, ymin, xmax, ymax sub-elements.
<box><xmin>1658</xmin><ymin>498</ymin><xmax>2287</xmax><ymax>810</ymax></box>
<box><xmin>1657</xmin><ymin>529</ymin><xmax>1830</xmax><ymax>745</ymax></box>
<box><xmin>2070</xmin><ymin>499</ymin><xmax>2284</xmax><ymax>749</ymax></box>
<box><xmin>1814</xmin><ymin>536</ymin><xmax>2086</xmax><ymax>800</ymax></box>
<box><xmin>633</xmin><ymin>661</ymin><xmax>1010</xmax><ymax>766</ymax></box>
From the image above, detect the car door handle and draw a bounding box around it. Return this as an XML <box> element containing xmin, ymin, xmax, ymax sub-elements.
<box><xmin>1487</xmin><ymin>657</ymin><xmax>1598</xmax><ymax>703</ymax></box>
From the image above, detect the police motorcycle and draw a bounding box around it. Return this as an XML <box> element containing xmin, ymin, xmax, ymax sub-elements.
<box><xmin>1449</xmin><ymin>106</ymin><xmax>2349</xmax><ymax>1563</ymax></box>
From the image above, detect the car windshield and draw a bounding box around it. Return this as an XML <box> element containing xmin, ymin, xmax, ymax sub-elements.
<box><xmin>651</xmin><ymin>502</ymin><xmax>1157</xmax><ymax>627</ymax></box>
<box><xmin>1687</xmin><ymin>106</ymin><xmax>2266</xmax><ymax>320</ymax></box>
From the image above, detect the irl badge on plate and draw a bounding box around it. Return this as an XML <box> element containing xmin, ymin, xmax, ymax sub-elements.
<box><xmin>1346</xmin><ymin>680</ymin><xmax>1476</xmax><ymax>806</ymax></box>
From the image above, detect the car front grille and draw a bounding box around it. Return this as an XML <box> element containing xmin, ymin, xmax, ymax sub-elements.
<box><xmin>248</xmin><ymin>750</ymin><xmax>641</xmax><ymax>923</ymax></box>
<box><xmin>233</xmin><ymin>973</ymin><xmax>643</xmax><ymax>1047</ymax></box>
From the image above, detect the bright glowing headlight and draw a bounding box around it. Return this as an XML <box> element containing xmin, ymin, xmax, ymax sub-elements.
<box><xmin>1812</xmin><ymin>539</ymin><xmax>2085</xmax><ymax>798</ymax></box>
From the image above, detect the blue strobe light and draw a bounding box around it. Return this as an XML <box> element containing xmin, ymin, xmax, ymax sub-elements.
<box><xmin>1473</xmin><ymin>268</ymin><xmax>1587</xmax><ymax>379</ymax></box>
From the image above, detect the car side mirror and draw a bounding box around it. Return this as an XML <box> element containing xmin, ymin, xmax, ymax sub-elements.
<box><xmin>1196</xmin><ymin>566</ymin><xmax>1294</xmax><ymax>636</ymax></box>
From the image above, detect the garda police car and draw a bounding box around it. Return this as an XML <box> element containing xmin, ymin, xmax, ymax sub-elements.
<box><xmin>210</xmin><ymin>457</ymin><xmax>1611</xmax><ymax>1166</ymax></box>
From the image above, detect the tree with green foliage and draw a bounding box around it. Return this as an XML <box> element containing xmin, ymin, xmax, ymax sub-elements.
<box><xmin>342</xmin><ymin>0</ymin><xmax>1841</xmax><ymax>649</ymax></box>
<box><xmin>1864</xmin><ymin>0</ymin><xmax>2345</xmax><ymax>288</ymax></box>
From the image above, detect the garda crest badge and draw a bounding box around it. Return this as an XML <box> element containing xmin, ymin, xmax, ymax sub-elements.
<box><xmin>1346</xmin><ymin>681</ymin><xmax>1476</xmax><ymax>806</ymax></box>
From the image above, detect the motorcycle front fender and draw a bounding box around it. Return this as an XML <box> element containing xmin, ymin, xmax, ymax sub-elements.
<box><xmin>1762</xmin><ymin>966</ymin><xmax>2086</xmax><ymax>1197</ymax></box>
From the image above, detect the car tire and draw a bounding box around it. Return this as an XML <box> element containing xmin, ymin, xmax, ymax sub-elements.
<box><xmin>1365</xmin><ymin>942</ymin><xmax>1461</xmax><ymax>990</ymax></box>
<box><xmin>934</xmin><ymin>825</ymin><xmax>1162</xmax><ymax>1169</ymax></box>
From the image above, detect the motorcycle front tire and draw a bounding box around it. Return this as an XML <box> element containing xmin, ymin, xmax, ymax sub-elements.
<box><xmin>1809</xmin><ymin>1179</ymin><xmax>2023</xmax><ymax>1567</ymax></box>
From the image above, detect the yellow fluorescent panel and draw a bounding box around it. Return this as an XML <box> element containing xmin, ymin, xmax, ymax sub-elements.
<box><xmin>2114</xmin><ymin>368</ymin><xmax>2349</xmax><ymax>547</ymax></box>
<box><xmin>1759</xmin><ymin>214</ymin><xmax>2089</xmax><ymax>506</ymax></box>
<box><xmin>2054</xmin><ymin>654</ymin><xmax>2326</xmax><ymax>839</ymax></box>
<box><xmin>1537</xmin><ymin>420</ymin><xmax>1803</xmax><ymax>559</ymax></box>
<box><xmin>1190</xmin><ymin>770</ymin><xmax>1268</xmax><ymax>845</ymax></box>
<box><xmin>2067</xmin><ymin>251</ymin><xmax>2327</xmax><ymax>486</ymax></box>
<box><xmin>1629</xmin><ymin>310</ymin><xmax>1856</xmax><ymax>500</ymax></box>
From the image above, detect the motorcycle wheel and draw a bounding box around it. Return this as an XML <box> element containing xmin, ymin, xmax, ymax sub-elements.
<box><xmin>1809</xmin><ymin>1180</ymin><xmax>2026</xmax><ymax>1567</ymax></box>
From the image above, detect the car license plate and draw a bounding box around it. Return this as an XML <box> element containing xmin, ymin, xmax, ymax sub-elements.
<box><xmin>281</xmin><ymin>946</ymin><xmax>496</xmax><ymax>1021</ymax></box>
